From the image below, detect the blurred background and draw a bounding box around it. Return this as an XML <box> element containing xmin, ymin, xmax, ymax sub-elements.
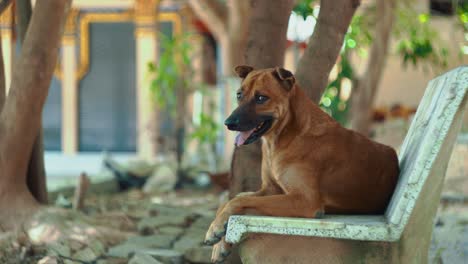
<box><xmin>8</xmin><ymin>0</ymin><xmax>463</xmax><ymax>191</ymax></box>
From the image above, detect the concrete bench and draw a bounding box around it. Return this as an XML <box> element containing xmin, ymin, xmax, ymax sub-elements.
<box><xmin>225</xmin><ymin>66</ymin><xmax>468</xmax><ymax>263</ymax></box>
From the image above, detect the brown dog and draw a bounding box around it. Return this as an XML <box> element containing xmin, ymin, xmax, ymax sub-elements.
<box><xmin>205</xmin><ymin>66</ymin><xmax>399</xmax><ymax>262</ymax></box>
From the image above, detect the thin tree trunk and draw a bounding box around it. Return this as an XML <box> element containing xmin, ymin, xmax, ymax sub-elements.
<box><xmin>16</xmin><ymin>0</ymin><xmax>48</xmax><ymax>204</ymax></box>
<box><xmin>230</xmin><ymin>0</ymin><xmax>294</xmax><ymax>197</ymax></box>
<box><xmin>0</xmin><ymin>0</ymin><xmax>70</xmax><ymax>227</ymax></box>
<box><xmin>27</xmin><ymin>129</ymin><xmax>48</xmax><ymax>203</ymax></box>
<box><xmin>16</xmin><ymin>0</ymin><xmax>31</xmax><ymax>43</ymax></box>
<box><xmin>350</xmin><ymin>0</ymin><xmax>396</xmax><ymax>135</ymax></box>
<box><xmin>189</xmin><ymin>0</ymin><xmax>249</xmax><ymax>76</ymax></box>
<box><xmin>0</xmin><ymin>0</ymin><xmax>11</xmax><ymax>15</ymax></box>
<box><xmin>295</xmin><ymin>0</ymin><xmax>360</xmax><ymax>103</ymax></box>
<box><xmin>0</xmin><ymin>0</ymin><xmax>11</xmax><ymax>110</ymax></box>
<box><xmin>243</xmin><ymin>0</ymin><xmax>294</xmax><ymax>69</ymax></box>
<box><xmin>0</xmin><ymin>33</ymin><xmax>5</xmax><ymax>111</ymax></box>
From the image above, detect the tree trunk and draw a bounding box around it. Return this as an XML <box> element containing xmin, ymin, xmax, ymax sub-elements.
<box><xmin>295</xmin><ymin>0</ymin><xmax>360</xmax><ymax>103</ymax></box>
<box><xmin>175</xmin><ymin>80</ymin><xmax>187</xmax><ymax>187</ymax></box>
<box><xmin>188</xmin><ymin>0</ymin><xmax>249</xmax><ymax>76</ymax></box>
<box><xmin>219</xmin><ymin>33</ymin><xmax>248</xmax><ymax>76</ymax></box>
<box><xmin>0</xmin><ymin>0</ymin><xmax>11</xmax><ymax>109</ymax></box>
<box><xmin>0</xmin><ymin>0</ymin><xmax>70</xmax><ymax>228</ymax></box>
<box><xmin>350</xmin><ymin>0</ymin><xmax>396</xmax><ymax>135</ymax></box>
<box><xmin>16</xmin><ymin>0</ymin><xmax>48</xmax><ymax>204</ymax></box>
<box><xmin>16</xmin><ymin>0</ymin><xmax>31</xmax><ymax>43</ymax></box>
<box><xmin>0</xmin><ymin>33</ymin><xmax>5</xmax><ymax>110</ymax></box>
<box><xmin>229</xmin><ymin>0</ymin><xmax>295</xmax><ymax>197</ymax></box>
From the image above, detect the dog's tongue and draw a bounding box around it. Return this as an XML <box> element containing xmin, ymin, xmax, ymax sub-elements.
<box><xmin>235</xmin><ymin>129</ymin><xmax>255</xmax><ymax>146</ymax></box>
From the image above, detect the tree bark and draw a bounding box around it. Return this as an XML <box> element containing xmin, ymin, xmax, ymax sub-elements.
<box><xmin>16</xmin><ymin>0</ymin><xmax>31</xmax><ymax>44</ymax></box>
<box><xmin>0</xmin><ymin>0</ymin><xmax>12</xmax><ymax>15</ymax></box>
<box><xmin>295</xmin><ymin>0</ymin><xmax>360</xmax><ymax>103</ymax></box>
<box><xmin>350</xmin><ymin>0</ymin><xmax>396</xmax><ymax>135</ymax></box>
<box><xmin>0</xmin><ymin>33</ymin><xmax>5</xmax><ymax>111</ymax></box>
<box><xmin>0</xmin><ymin>0</ymin><xmax>70</xmax><ymax>227</ymax></box>
<box><xmin>0</xmin><ymin>0</ymin><xmax>11</xmax><ymax>110</ymax></box>
<box><xmin>243</xmin><ymin>0</ymin><xmax>294</xmax><ymax>69</ymax></box>
<box><xmin>188</xmin><ymin>0</ymin><xmax>249</xmax><ymax>76</ymax></box>
<box><xmin>230</xmin><ymin>0</ymin><xmax>295</xmax><ymax>197</ymax></box>
<box><xmin>16</xmin><ymin>0</ymin><xmax>48</xmax><ymax>204</ymax></box>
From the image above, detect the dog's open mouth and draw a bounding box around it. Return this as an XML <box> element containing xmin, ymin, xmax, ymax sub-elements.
<box><xmin>235</xmin><ymin>119</ymin><xmax>273</xmax><ymax>146</ymax></box>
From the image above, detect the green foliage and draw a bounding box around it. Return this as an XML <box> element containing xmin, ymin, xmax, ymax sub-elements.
<box><xmin>293</xmin><ymin>0</ymin><xmax>454</xmax><ymax>124</ymax></box>
<box><xmin>319</xmin><ymin>56</ymin><xmax>354</xmax><ymax>125</ymax></box>
<box><xmin>456</xmin><ymin>3</ymin><xmax>468</xmax><ymax>56</ymax></box>
<box><xmin>147</xmin><ymin>33</ymin><xmax>220</xmax><ymax>147</ymax></box>
<box><xmin>394</xmin><ymin>5</ymin><xmax>449</xmax><ymax>71</ymax></box>
<box><xmin>457</xmin><ymin>3</ymin><xmax>468</xmax><ymax>31</ymax></box>
<box><xmin>147</xmin><ymin>33</ymin><xmax>193</xmax><ymax>117</ymax></box>
<box><xmin>293</xmin><ymin>0</ymin><xmax>317</xmax><ymax>20</ymax></box>
<box><xmin>190</xmin><ymin>112</ymin><xmax>219</xmax><ymax>145</ymax></box>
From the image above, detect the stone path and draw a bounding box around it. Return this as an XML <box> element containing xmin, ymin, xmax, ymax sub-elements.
<box><xmin>0</xmin><ymin>190</ymin><xmax>221</xmax><ymax>264</ymax></box>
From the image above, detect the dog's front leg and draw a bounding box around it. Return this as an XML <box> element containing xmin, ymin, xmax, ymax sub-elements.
<box><xmin>209</xmin><ymin>189</ymin><xmax>271</xmax><ymax>262</ymax></box>
<box><xmin>205</xmin><ymin>192</ymin><xmax>322</xmax><ymax>245</ymax></box>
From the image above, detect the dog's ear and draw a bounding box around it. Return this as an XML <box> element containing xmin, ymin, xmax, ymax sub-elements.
<box><xmin>273</xmin><ymin>67</ymin><xmax>295</xmax><ymax>91</ymax></box>
<box><xmin>234</xmin><ymin>65</ymin><xmax>254</xmax><ymax>79</ymax></box>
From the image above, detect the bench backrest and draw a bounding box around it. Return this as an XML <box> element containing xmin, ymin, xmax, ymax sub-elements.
<box><xmin>385</xmin><ymin>66</ymin><xmax>468</xmax><ymax>237</ymax></box>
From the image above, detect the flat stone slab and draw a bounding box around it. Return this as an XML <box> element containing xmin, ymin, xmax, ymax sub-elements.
<box><xmin>138</xmin><ymin>215</ymin><xmax>189</xmax><ymax>233</ymax></box>
<box><xmin>138</xmin><ymin>249</ymin><xmax>184</xmax><ymax>264</ymax></box>
<box><xmin>128</xmin><ymin>253</ymin><xmax>163</xmax><ymax>264</ymax></box>
<box><xmin>107</xmin><ymin>235</ymin><xmax>176</xmax><ymax>258</ymax></box>
<box><xmin>184</xmin><ymin>246</ymin><xmax>213</xmax><ymax>263</ymax></box>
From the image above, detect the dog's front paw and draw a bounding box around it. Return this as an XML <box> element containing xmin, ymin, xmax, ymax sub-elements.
<box><xmin>204</xmin><ymin>215</ymin><xmax>229</xmax><ymax>245</ymax></box>
<box><xmin>211</xmin><ymin>238</ymin><xmax>232</xmax><ymax>263</ymax></box>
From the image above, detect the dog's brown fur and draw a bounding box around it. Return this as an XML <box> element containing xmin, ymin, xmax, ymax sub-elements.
<box><xmin>206</xmin><ymin>66</ymin><xmax>399</xmax><ymax>263</ymax></box>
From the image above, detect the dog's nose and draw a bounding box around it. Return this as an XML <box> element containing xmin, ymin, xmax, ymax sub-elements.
<box><xmin>224</xmin><ymin>116</ymin><xmax>240</xmax><ymax>130</ymax></box>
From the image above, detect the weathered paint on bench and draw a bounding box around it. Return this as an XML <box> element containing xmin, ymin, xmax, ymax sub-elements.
<box><xmin>225</xmin><ymin>66</ymin><xmax>468</xmax><ymax>262</ymax></box>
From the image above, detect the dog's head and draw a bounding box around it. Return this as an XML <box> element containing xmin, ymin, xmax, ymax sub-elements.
<box><xmin>225</xmin><ymin>65</ymin><xmax>296</xmax><ymax>146</ymax></box>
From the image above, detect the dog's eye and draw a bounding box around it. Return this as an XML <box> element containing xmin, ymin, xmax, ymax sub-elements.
<box><xmin>255</xmin><ymin>95</ymin><xmax>269</xmax><ymax>104</ymax></box>
<box><xmin>236</xmin><ymin>92</ymin><xmax>243</xmax><ymax>101</ymax></box>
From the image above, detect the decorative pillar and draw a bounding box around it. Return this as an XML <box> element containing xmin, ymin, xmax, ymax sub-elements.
<box><xmin>61</xmin><ymin>9</ymin><xmax>79</xmax><ymax>154</ymax></box>
<box><xmin>135</xmin><ymin>0</ymin><xmax>159</xmax><ymax>159</ymax></box>
<box><xmin>0</xmin><ymin>4</ymin><xmax>13</xmax><ymax>94</ymax></box>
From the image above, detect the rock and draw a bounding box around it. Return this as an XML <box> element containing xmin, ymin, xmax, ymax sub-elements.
<box><xmin>54</xmin><ymin>194</ymin><xmax>72</xmax><ymax>208</ymax></box>
<box><xmin>430</xmin><ymin>211</ymin><xmax>468</xmax><ymax>264</ymax></box>
<box><xmin>126</xmin><ymin>235</ymin><xmax>176</xmax><ymax>248</ymax></box>
<box><xmin>158</xmin><ymin>226</ymin><xmax>185</xmax><ymax>236</ymax></box>
<box><xmin>37</xmin><ymin>256</ymin><xmax>59</xmax><ymax>264</ymax></box>
<box><xmin>138</xmin><ymin>215</ymin><xmax>189</xmax><ymax>233</ymax></box>
<box><xmin>128</xmin><ymin>253</ymin><xmax>162</xmax><ymax>264</ymax></box>
<box><xmin>149</xmin><ymin>204</ymin><xmax>194</xmax><ymax>217</ymax></box>
<box><xmin>126</xmin><ymin>159</ymin><xmax>158</xmax><ymax>177</ymax></box>
<box><xmin>87</xmin><ymin>239</ymin><xmax>105</xmax><ymax>255</ymax></box>
<box><xmin>190</xmin><ymin>216</ymin><xmax>213</xmax><ymax>231</ymax></box>
<box><xmin>97</xmin><ymin>257</ymin><xmax>127</xmax><ymax>264</ymax></box>
<box><xmin>143</xmin><ymin>165</ymin><xmax>177</xmax><ymax>194</ymax></box>
<box><xmin>184</xmin><ymin>246</ymin><xmax>213</xmax><ymax>263</ymax></box>
<box><xmin>172</xmin><ymin>231</ymin><xmax>204</xmax><ymax>253</ymax></box>
<box><xmin>72</xmin><ymin>247</ymin><xmax>97</xmax><ymax>262</ymax></box>
<box><xmin>47</xmin><ymin>242</ymin><xmax>71</xmax><ymax>257</ymax></box>
<box><xmin>68</xmin><ymin>240</ymin><xmax>85</xmax><ymax>252</ymax></box>
<box><xmin>138</xmin><ymin>249</ymin><xmax>184</xmax><ymax>264</ymax></box>
<box><xmin>107</xmin><ymin>243</ymin><xmax>142</xmax><ymax>258</ymax></box>
<box><xmin>107</xmin><ymin>235</ymin><xmax>176</xmax><ymax>258</ymax></box>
